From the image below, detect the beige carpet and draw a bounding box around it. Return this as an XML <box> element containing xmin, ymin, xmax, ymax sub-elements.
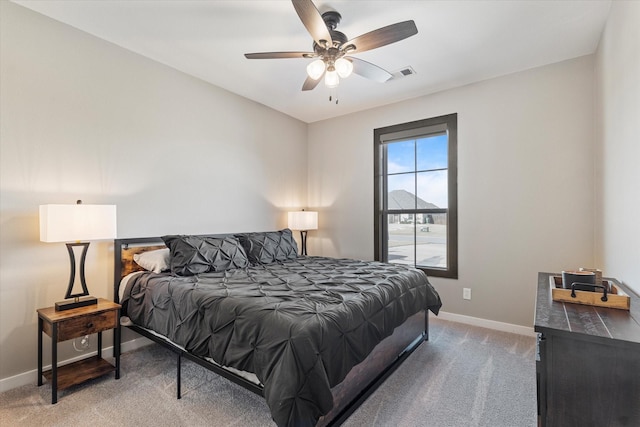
<box><xmin>0</xmin><ymin>318</ymin><xmax>537</xmax><ymax>426</ymax></box>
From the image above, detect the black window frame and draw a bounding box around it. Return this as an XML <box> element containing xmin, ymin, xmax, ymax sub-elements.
<box><xmin>374</xmin><ymin>113</ymin><xmax>458</xmax><ymax>279</ymax></box>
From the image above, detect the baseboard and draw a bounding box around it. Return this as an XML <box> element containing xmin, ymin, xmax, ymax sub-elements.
<box><xmin>437</xmin><ymin>311</ymin><xmax>536</xmax><ymax>337</ymax></box>
<box><xmin>0</xmin><ymin>336</ymin><xmax>153</xmax><ymax>393</ymax></box>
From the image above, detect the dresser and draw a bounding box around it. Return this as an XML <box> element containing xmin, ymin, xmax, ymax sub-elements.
<box><xmin>534</xmin><ymin>272</ymin><xmax>640</xmax><ymax>426</ymax></box>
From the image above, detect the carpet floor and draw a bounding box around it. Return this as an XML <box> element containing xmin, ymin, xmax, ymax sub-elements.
<box><xmin>0</xmin><ymin>318</ymin><xmax>537</xmax><ymax>426</ymax></box>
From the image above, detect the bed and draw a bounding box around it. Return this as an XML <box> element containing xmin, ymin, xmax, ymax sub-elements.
<box><xmin>113</xmin><ymin>230</ymin><xmax>441</xmax><ymax>427</ymax></box>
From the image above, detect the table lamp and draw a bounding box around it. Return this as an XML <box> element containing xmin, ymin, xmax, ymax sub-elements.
<box><xmin>39</xmin><ymin>200</ymin><xmax>117</xmax><ymax>311</ymax></box>
<box><xmin>288</xmin><ymin>210</ymin><xmax>318</xmax><ymax>256</ymax></box>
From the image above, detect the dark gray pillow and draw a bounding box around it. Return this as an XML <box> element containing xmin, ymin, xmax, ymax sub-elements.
<box><xmin>235</xmin><ymin>229</ymin><xmax>298</xmax><ymax>265</ymax></box>
<box><xmin>161</xmin><ymin>235</ymin><xmax>249</xmax><ymax>276</ymax></box>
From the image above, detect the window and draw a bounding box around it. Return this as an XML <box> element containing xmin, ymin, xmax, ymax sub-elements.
<box><xmin>374</xmin><ymin>113</ymin><xmax>458</xmax><ymax>278</ymax></box>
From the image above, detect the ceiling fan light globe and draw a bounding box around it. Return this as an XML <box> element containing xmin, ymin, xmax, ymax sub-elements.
<box><xmin>307</xmin><ymin>59</ymin><xmax>326</xmax><ymax>80</ymax></box>
<box><xmin>325</xmin><ymin>70</ymin><xmax>339</xmax><ymax>88</ymax></box>
<box><xmin>335</xmin><ymin>58</ymin><xmax>353</xmax><ymax>78</ymax></box>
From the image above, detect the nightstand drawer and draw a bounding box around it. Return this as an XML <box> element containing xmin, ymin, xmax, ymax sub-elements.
<box><xmin>56</xmin><ymin>310</ymin><xmax>118</xmax><ymax>341</ymax></box>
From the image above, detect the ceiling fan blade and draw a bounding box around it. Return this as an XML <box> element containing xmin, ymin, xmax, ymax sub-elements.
<box><xmin>245</xmin><ymin>51</ymin><xmax>315</xmax><ymax>59</ymax></box>
<box><xmin>349</xmin><ymin>57</ymin><xmax>393</xmax><ymax>83</ymax></box>
<box><xmin>292</xmin><ymin>0</ymin><xmax>332</xmax><ymax>48</ymax></box>
<box><xmin>302</xmin><ymin>73</ymin><xmax>323</xmax><ymax>91</ymax></box>
<box><xmin>343</xmin><ymin>20</ymin><xmax>418</xmax><ymax>54</ymax></box>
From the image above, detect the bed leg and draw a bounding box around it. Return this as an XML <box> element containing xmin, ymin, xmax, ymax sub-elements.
<box><xmin>424</xmin><ymin>309</ymin><xmax>430</xmax><ymax>341</ymax></box>
<box><xmin>177</xmin><ymin>352</ymin><xmax>182</xmax><ymax>399</ymax></box>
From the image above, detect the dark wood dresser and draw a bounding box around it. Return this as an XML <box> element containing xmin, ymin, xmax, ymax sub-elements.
<box><xmin>534</xmin><ymin>272</ymin><xmax>640</xmax><ymax>426</ymax></box>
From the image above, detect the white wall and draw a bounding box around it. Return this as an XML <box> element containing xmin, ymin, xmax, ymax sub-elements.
<box><xmin>308</xmin><ymin>56</ymin><xmax>596</xmax><ymax>327</ymax></box>
<box><xmin>594</xmin><ymin>1</ymin><xmax>640</xmax><ymax>295</ymax></box>
<box><xmin>0</xmin><ymin>2</ymin><xmax>307</xmax><ymax>382</ymax></box>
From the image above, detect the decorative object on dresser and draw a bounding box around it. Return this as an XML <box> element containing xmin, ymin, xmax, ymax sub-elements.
<box><xmin>37</xmin><ymin>298</ymin><xmax>121</xmax><ymax>404</ymax></box>
<box><xmin>39</xmin><ymin>201</ymin><xmax>117</xmax><ymax>311</ymax></box>
<box><xmin>535</xmin><ymin>272</ymin><xmax>640</xmax><ymax>426</ymax></box>
<box><xmin>287</xmin><ymin>209</ymin><xmax>318</xmax><ymax>255</ymax></box>
<box><xmin>551</xmin><ymin>271</ymin><xmax>630</xmax><ymax>310</ymax></box>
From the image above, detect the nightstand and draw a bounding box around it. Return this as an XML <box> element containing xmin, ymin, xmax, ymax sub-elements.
<box><xmin>37</xmin><ymin>298</ymin><xmax>121</xmax><ymax>403</ymax></box>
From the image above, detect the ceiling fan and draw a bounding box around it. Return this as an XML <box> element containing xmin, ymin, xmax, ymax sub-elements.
<box><xmin>244</xmin><ymin>0</ymin><xmax>418</xmax><ymax>95</ymax></box>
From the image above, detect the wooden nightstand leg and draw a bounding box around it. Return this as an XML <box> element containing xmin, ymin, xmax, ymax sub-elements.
<box><xmin>37</xmin><ymin>317</ymin><xmax>43</xmax><ymax>387</ymax></box>
<box><xmin>51</xmin><ymin>326</ymin><xmax>57</xmax><ymax>404</ymax></box>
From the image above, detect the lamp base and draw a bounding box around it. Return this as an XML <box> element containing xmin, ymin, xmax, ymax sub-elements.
<box><xmin>55</xmin><ymin>296</ymin><xmax>98</xmax><ymax>311</ymax></box>
<box><xmin>300</xmin><ymin>230</ymin><xmax>308</xmax><ymax>256</ymax></box>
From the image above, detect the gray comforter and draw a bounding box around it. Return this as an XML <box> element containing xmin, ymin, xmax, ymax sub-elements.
<box><xmin>122</xmin><ymin>256</ymin><xmax>441</xmax><ymax>426</ymax></box>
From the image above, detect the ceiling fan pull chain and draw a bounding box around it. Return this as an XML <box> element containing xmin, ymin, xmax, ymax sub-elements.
<box><xmin>329</xmin><ymin>87</ymin><xmax>339</xmax><ymax>104</ymax></box>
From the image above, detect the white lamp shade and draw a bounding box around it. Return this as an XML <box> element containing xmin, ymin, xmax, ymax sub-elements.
<box><xmin>335</xmin><ymin>58</ymin><xmax>353</xmax><ymax>78</ymax></box>
<box><xmin>288</xmin><ymin>211</ymin><xmax>318</xmax><ymax>231</ymax></box>
<box><xmin>40</xmin><ymin>204</ymin><xmax>117</xmax><ymax>242</ymax></box>
<box><xmin>324</xmin><ymin>70</ymin><xmax>339</xmax><ymax>88</ymax></box>
<box><xmin>306</xmin><ymin>59</ymin><xmax>325</xmax><ymax>80</ymax></box>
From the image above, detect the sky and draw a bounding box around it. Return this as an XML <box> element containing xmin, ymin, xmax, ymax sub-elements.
<box><xmin>387</xmin><ymin>133</ymin><xmax>448</xmax><ymax>208</ymax></box>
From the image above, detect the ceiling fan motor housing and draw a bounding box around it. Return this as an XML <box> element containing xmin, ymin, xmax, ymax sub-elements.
<box><xmin>313</xmin><ymin>11</ymin><xmax>348</xmax><ymax>54</ymax></box>
<box><xmin>313</xmin><ymin>31</ymin><xmax>347</xmax><ymax>55</ymax></box>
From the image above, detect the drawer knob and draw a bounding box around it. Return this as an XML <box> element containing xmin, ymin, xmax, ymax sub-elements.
<box><xmin>86</xmin><ymin>322</ymin><xmax>94</xmax><ymax>328</ymax></box>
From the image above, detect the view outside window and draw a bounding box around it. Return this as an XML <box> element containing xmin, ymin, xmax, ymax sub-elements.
<box><xmin>374</xmin><ymin>114</ymin><xmax>457</xmax><ymax>278</ymax></box>
<box><xmin>386</xmin><ymin>134</ymin><xmax>448</xmax><ymax>269</ymax></box>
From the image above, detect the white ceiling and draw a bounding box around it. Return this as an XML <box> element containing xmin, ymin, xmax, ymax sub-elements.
<box><xmin>14</xmin><ymin>0</ymin><xmax>611</xmax><ymax>123</ymax></box>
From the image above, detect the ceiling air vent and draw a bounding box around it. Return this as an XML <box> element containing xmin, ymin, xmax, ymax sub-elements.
<box><xmin>390</xmin><ymin>66</ymin><xmax>416</xmax><ymax>81</ymax></box>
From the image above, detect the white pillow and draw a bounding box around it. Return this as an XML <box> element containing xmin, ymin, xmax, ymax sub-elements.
<box><xmin>133</xmin><ymin>248</ymin><xmax>170</xmax><ymax>273</ymax></box>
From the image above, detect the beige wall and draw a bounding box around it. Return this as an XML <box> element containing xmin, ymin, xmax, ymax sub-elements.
<box><xmin>594</xmin><ymin>1</ymin><xmax>640</xmax><ymax>295</ymax></box>
<box><xmin>307</xmin><ymin>56</ymin><xmax>596</xmax><ymax>327</ymax></box>
<box><xmin>0</xmin><ymin>2</ymin><xmax>307</xmax><ymax>383</ymax></box>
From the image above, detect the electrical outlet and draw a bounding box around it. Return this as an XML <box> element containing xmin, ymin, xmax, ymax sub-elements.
<box><xmin>73</xmin><ymin>335</ymin><xmax>90</xmax><ymax>352</ymax></box>
<box><xmin>463</xmin><ymin>288</ymin><xmax>471</xmax><ymax>300</ymax></box>
<box><xmin>80</xmin><ymin>335</ymin><xmax>90</xmax><ymax>349</ymax></box>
